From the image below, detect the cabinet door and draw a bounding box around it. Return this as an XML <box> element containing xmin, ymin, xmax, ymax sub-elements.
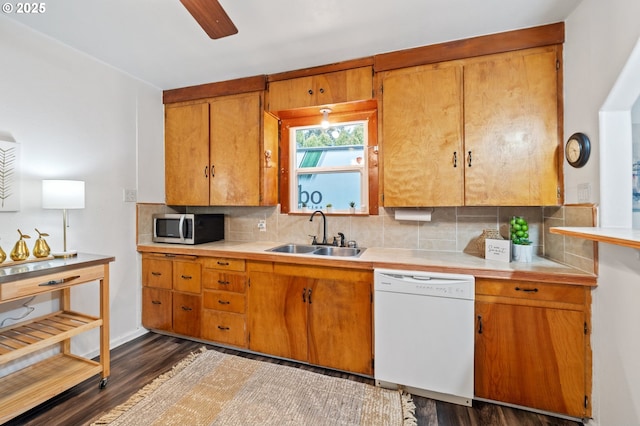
<box><xmin>247</xmin><ymin>271</ymin><xmax>308</xmax><ymax>361</ymax></box>
<box><xmin>475</xmin><ymin>301</ymin><xmax>587</xmax><ymax>417</ymax></box>
<box><xmin>308</xmin><ymin>274</ymin><xmax>373</xmax><ymax>375</ymax></box>
<box><xmin>165</xmin><ymin>102</ymin><xmax>210</xmax><ymax>206</ymax></box>
<box><xmin>464</xmin><ymin>47</ymin><xmax>560</xmax><ymax>206</ymax></box>
<box><xmin>268</xmin><ymin>67</ymin><xmax>372</xmax><ymax>111</ymax></box>
<box><xmin>142</xmin><ymin>287</ymin><xmax>172</xmax><ymax>331</ymax></box>
<box><xmin>382</xmin><ymin>63</ymin><xmax>464</xmax><ymax>206</ymax></box>
<box><xmin>209</xmin><ymin>92</ymin><xmax>262</xmax><ymax>205</ymax></box>
<box><xmin>173</xmin><ymin>292</ymin><xmax>201</xmax><ymax>337</ymax></box>
<box><xmin>173</xmin><ymin>261</ymin><xmax>201</xmax><ymax>294</ymax></box>
<box><xmin>202</xmin><ymin>310</ymin><xmax>246</xmax><ymax>347</ymax></box>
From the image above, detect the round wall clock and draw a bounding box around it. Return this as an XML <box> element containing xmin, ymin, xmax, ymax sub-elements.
<box><xmin>565</xmin><ymin>132</ymin><xmax>591</xmax><ymax>168</ymax></box>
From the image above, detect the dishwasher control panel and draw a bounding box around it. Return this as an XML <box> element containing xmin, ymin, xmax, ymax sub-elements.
<box><xmin>374</xmin><ymin>269</ymin><xmax>474</xmax><ymax>300</ymax></box>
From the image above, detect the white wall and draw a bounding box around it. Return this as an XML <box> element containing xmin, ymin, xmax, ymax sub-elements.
<box><xmin>0</xmin><ymin>16</ymin><xmax>163</xmax><ymax>362</ymax></box>
<box><xmin>564</xmin><ymin>0</ymin><xmax>640</xmax><ymax>424</ymax></box>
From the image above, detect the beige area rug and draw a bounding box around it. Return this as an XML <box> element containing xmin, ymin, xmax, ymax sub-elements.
<box><xmin>90</xmin><ymin>348</ymin><xmax>416</xmax><ymax>426</ymax></box>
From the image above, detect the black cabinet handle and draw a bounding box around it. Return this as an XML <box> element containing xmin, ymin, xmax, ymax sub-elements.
<box><xmin>477</xmin><ymin>315</ymin><xmax>483</xmax><ymax>334</ymax></box>
<box><xmin>515</xmin><ymin>287</ymin><xmax>539</xmax><ymax>293</ymax></box>
<box><xmin>218</xmin><ymin>300</ymin><xmax>230</xmax><ymax>305</ymax></box>
<box><xmin>181</xmin><ymin>275</ymin><xmax>192</xmax><ymax>280</ymax></box>
<box><xmin>217</xmin><ymin>261</ymin><xmax>229</xmax><ymax>266</ymax></box>
<box><xmin>217</xmin><ymin>325</ymin><xmax>230</xmax><ymax>331</ymax></box>
<box><xmin>204</xmin><ymin>165</ymin><xmax>208</xmax><ymax>178</ymax></box>
<box><xmin>468</xmin><ymin>150</ymin><xmax>472</xmax><ymax>167</ymax></box>
<box><xmin>151</xmin><ymin>300</ymin><xmax>162</xmax><ymax>305</ymax></box>
<box><xmin>453</xmin><ymin>151</ymin><xmax>457</xmax><ymax>167</ymax></box>
<box><xmin>151</xmin><ymin>271</ymin><xmax>162</xmax><ymax>276</ymax></box>
<box><xmin>38</xmin><ymin>275</ymin><xmax>81</xmax><ymax>287</ymax></box>
<box><xmin>217</xmin><ymin>280</ymin><xmax>230</xmax><ymax>285</ymax></box>
<box><xmin>308</xmin><ymin>89</ymin><xmax>313</xmax><ymax>95</ymax></box>
<box><xmin>181</xmin><ymin>306</ymin><xmax>192</xmax><ymax>311</ymax></box>
<box><xmin>308</xmin><ymin>288</ymin><xmax>312</xmax><ymax>304</ymax></box>
<box><xmin>302</xmin><ymin>287</ymin><xmax>307</xmax><ymax>303</ymax></box>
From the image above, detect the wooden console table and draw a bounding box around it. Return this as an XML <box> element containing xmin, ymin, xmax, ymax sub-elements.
<box><xmin>0</xmin><ymin>253</ymin><xmax>114</xmax><ymax>423</ymax></box>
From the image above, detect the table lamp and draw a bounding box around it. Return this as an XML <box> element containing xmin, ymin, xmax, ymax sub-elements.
<box><xmin>42</xmin><ymin>180</ymin><xmax>85</xmax><ymax>257</ymax></box>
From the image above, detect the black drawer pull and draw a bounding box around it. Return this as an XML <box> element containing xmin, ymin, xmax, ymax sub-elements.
<box><xmin>151</xmin><ymin>300</ymin><xmax>162</xmax><ymax>305</ymax></box>
<box><xmin>181</xmin><ymin>275</ymin><xmax>192</xmax><ymax>280</ymax></box>
<box><xmin>218</xmin><ymin>300</ymin><xmax>230</xmax><ymax>305</ymax></box>
<box><xmin>218</xmin><ymin>325</ymin><xmax>230</xmax><ymax>331</ymax></box>
<box><xmin>181</xmin><ymin>306</ymin><xmax>192</xmax><ymax>311</ymax></box>
<box><xmin>151</xmin><ymin>272</ymin><xmax>162</xmax><ymax>276</ymax></box>
<box><xmin>477</xmin><ymin>315</ymin><xmax>483</xmax><ymax>334</ymax></box>
<box><xmin>217</xmin><ymin>261</ymin><xmax>229</xmax><ymax>266</ymax></box>
<box><xmin>39</xmin><ymin>275</ymin><xmax>81</xmax><ymax>287</ymax></box>
<box><xmin>217</xmin><ymin>280</ymin><xmax>230</xmax><ymax>285</ymax></box>
<box><xmin>515</xmin><ymin>287</ymin><xmax>539</xmax><ymax>293</ymax></box>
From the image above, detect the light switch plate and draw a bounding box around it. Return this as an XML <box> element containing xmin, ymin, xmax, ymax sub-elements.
<box><xmin>123</xmin><ymin>189</ymin><xmax>137</xmax><ymax>202</ymax></box>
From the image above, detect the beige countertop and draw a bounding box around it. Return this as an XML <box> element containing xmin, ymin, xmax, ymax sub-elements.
<box><xmin>137</xmin><ymin>240</ymin><xmax>597</xmax><ymax>286</ymax></box>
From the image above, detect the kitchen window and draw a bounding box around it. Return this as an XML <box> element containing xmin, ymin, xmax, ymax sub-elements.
<box><xmin>278</xmin><ymin>103</ymin><xmax>378</xmax><ymax>214</ymax></box>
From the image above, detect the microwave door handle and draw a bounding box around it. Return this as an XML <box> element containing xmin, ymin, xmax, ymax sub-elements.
<box><xmin>153</xmin><ymin>218</ymin><xmax>158</xmax><ymax>239</ymax></box>
<box><xmin>179</xmin><ymin>215</ymin><xmax>186</xmax><ymax>241</ymax></box>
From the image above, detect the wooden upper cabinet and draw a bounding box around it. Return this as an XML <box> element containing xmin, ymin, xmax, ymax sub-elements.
<box><xmin>381</xmin><ymin>45</ymin><xmax>561</xmax><ymax>207</ymax></box>
<box><xmin>463</xmin><ymin>46</ymin><xmax>561</xmax><ymax>206</ymax></box>
<box><xmin>268</xmin><ymin>67</ymin><xmax>373</xmax><ymax>111</ymax></box>
<box><xmin>164</xmin><ymin>91</ymin><xmax>278</xmax><ymax>206</ymax></box>
<box><xmin>381</xmin><ymin>63</ymin><xmax>464</xmax><ymax>207</ymax></box>
<box><xmin>165</xmin><ymin>102</ymin><xmax>210</xmax><ymax>206</ymax></box>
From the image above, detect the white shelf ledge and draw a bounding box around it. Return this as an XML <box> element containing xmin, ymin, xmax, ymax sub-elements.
<box><xmin>550</xmin><ymin>227</ymin><xmax>640</xmax><ymax>250</ymax></box>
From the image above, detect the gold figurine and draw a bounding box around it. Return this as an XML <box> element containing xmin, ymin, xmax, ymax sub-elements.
<box><xmin>10</xmin><ymin>229</ymin><xmax>31</xmax><ymax>261</ymax></box>
<box><xmin>33</xmin><ymin>228</ymin><xmax>51</xmax><ymax>258</ymax></box>
<box><xmin>0</xmin><ymin>241</ymin><xmax>6</xmax><ymax>263</ymax></box>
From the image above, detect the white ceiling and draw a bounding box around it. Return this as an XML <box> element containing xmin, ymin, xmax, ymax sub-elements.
<box><xmin>5</xmin><ymin>0</ymin><xmax>581</xmax><ymax>90</ymax></box>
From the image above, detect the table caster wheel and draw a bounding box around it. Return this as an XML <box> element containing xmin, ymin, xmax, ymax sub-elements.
<box><xmin>99</xmin><ymin>377</ymin><xmax>109</xmax><ymax>389</ymax></box>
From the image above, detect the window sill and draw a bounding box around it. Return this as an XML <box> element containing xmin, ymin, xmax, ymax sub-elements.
<box><xmin>550</xmin><ymin>227</ymin><xmax>640</xmax><ymax>250</ymax></box>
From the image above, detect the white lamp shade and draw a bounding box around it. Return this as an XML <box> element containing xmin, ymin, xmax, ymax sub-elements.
<box><xmin>42</xmin><ymin>180</ymin><xmax>85</xmax><ymax>209</ymax></box>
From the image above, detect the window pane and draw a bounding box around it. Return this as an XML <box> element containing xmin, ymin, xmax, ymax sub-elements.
<box><xmin>297</xmin><ymin>172</ymin><xmax>361</xmax><ymax>210</ymax></box>
<box><xmin>296</xmin><ymin>124</ymin><xmax>365</xmax><ymax>168</ymax></box>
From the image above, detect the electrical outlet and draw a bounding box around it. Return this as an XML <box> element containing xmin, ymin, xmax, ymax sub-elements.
<box><xmin>123</xmin><ymin>189</ymin><xmax>137</xmax><ymax>202</ymax></box>
<box><xmin>577</xmin><ymin>183</ymin><xmax>591</xmax><ymax>203</ymax></box>
<box><xmin>258</xmin><ymin>220</ymin><xmax>266</xmax><ymax>232</ymax></box>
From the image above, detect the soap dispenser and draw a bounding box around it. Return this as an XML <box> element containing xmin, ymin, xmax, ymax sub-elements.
<box><xmin>10</xmin><ymin>229</ymin><xmax>31</xmax><ymax>261</ymax></box>
<box><xmin>32</xmin><ymin>228</ymin><xmax>51</xmax><ymax>258</ymax></box>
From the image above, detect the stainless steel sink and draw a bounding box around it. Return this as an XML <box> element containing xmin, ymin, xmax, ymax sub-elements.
<box><xmin>268</xmin><ymin>244</ymin><xmax>318</xmax><ymax>254</ymax></box>
<box><xmin>312</xmin><ymin>246</ymin><xmax>363</xmax><ymax>257</ymax></box>
<box><xmin>267</xmin><ymin>244</ymin><xmax>365</xmax><ymax>257</ymax></box>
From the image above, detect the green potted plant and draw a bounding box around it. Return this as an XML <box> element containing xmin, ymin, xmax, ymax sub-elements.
<box><xmin>510</xmin><ymin>216</ymin><xmax>532</xmax><ymax>262</ymax></box>
<box><xmin>325</xmin><ymin>203</ymin><xmax>333</xmax><ymax>212</ymax></box>
<box><xmin>349</xmin><ymin>201</ymin><xmax>356</xmax><ymax>214</ymax></box>
<box><xmin>300</xmin><ymin>201</ymin><xmax>308</xmax><ymax>212</ymax></box>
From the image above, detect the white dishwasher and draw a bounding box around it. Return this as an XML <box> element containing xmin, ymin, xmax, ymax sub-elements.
<box><xmin>374</xmin><ymin>268</ymin><xmax>475</xmax><ymax>406</ymax></box>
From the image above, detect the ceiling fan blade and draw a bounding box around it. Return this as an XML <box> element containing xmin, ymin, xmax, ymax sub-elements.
<box><xmin>180</xmin><ymin>0</ymin><xmax>238</xmax><ymax>39</ymax></box>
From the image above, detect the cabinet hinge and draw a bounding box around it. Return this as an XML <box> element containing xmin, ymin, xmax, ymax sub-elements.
<box><xmin>557</xmin><ymin>186</ymin><xmax>562</xmax><ymax>199</ymax></box>
<box><xmin>248</xmin><ymin>277</ymin><xmax>251</xmax><ymax>287</ymax></box>
<box><xmin>371</xmin><ymin>358</ymin><xmax>375</xmax><ymax>370</ymax></box>
<box><xmin>556</xmin><ymin>59</ymin><xmax>560</xmax><ymax>70</ymax></box>
<box><xmin>584</xmin><ymin>321</ymin><xmax>588</xmax><ymax>335</ymax></box>
<box><xmin>585</xmin><ymin>395</ymin><xmax>589</xmax><ymax>408</ymax></box>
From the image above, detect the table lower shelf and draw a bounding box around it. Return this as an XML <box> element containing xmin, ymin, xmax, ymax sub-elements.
<box><xmin>0</xmin><ymin>352</ymin><xmax>103</xmax><ymax>423</ymax></box>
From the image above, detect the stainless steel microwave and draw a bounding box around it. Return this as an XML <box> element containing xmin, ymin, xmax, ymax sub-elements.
<box><xmin>152</xmin><ymin>213</ymin><xmax>224</xmax><ymax>244</ymax></box>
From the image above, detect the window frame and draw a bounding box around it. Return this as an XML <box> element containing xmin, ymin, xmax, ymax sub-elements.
<box><xmin>278</xmin><ymin>103</ymin><xmax>379</xmax><ymax>215</ymax></box>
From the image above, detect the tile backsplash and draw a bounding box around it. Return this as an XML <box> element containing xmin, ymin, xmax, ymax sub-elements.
<box><xmin>137</xmin><ymin>203</ymin><xmax>597</xmax><ymax>274</ymax></box>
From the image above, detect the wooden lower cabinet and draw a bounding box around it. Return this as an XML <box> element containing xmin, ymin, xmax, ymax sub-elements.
<box><xmin>247</xmin><ymin>261</ymin><xmax>373</xmax><ymax>376</ymax></box>
<box><xmin>474</xmin><ymin>279</ymin><xmax>592</xmax><ymax>418</ymax></box>
<box><xmin>201</xmin><ymin>257</ymin><xmax>248</xmax><ymax>348</ymax></box>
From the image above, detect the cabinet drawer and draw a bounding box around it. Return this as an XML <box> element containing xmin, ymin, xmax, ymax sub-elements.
<box><xmin>202</xmin><ymin>270</ymin><xmax>246</xmax><ymax>292</ymax></box>
<box><xmin>0</xmin><ymin>265</ymin><xmax>105</xmax><ymax>302</ymax></box>
<box><xmin>202</xmin><ymin>257</ymin><xmax>245</xmax><ymax>272</ymax></box>
<box><xmin>142</xmin><ymin>257</ymin><xmax>173</xmax><ymax>289</ymax></box>
<box><xmin>173</xmin><ymin>261</ymin><xmax>201</xmax><ymax>293</ymax></box>
<box><xmin>202</xmin><ymin>310</ymin><xmax>246</xmax><ymax>347</ymax></box>
<box><xmin>203</xmin><ymin>290</ymin><xmax>245</xmax><ymax>313</ymax></box>
<box><xmin>476</xmin><ymin>279</ymin><xmax>585</xmax><ymax>305</ymax></box>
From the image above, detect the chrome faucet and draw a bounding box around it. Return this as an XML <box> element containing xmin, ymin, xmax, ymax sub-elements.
<box><xmin>309</xmin><ymin>210</ymin><xmax>328</xmax><ymax>245</ymax></box>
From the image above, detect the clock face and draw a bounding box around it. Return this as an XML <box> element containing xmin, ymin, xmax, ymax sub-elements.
<box><xmin>565</xmin><ymin>132</ymin><xmax>590</xmax><ymax>168</ymax></box>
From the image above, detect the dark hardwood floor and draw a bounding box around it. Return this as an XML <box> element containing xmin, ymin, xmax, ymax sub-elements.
<box><xmin>5</xmin><ymin>332</ymin><xmax>584</xmax><ymax>426</ymax></box>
